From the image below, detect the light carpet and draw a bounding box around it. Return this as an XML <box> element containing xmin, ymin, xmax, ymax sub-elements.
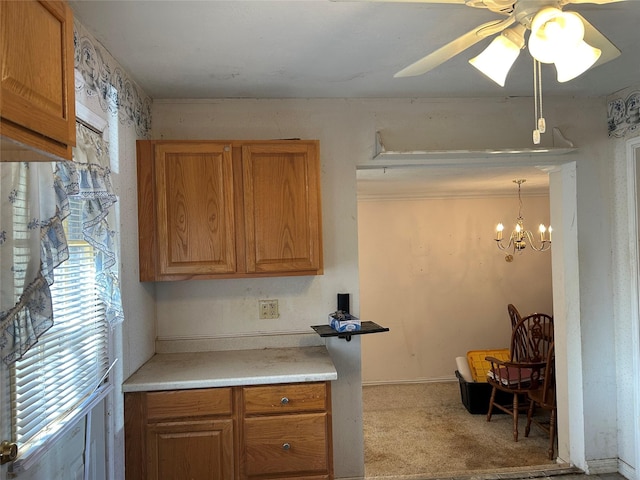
<box><xmin>363</xmin><ymin>382</ymin><xmax>559</xmax><ymax>479</ymax></box>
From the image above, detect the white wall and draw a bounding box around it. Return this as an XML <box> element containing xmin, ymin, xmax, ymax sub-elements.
<box><xmin>572</xmin><ymin>106</ymin><xmax>618</xmax><ymax>471</ymax></box>
<box><xmin>358</xmin><ymin>195</ymin><xmax>553</xmax><ymax>384</ymax></box>
<box><xmin>150</xmin><ymin>95</ymin><xmax>630</xmax><ymax>478</ymax></box>
<box><xmin>608</xmin><ymin>84</ymin><xmax>640</xmax><ymax>479</ymax></box>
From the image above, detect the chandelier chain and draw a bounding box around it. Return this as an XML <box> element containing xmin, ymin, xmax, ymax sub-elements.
<box><xmin>517</xmin><ymin>179</ymin><xmax>524</xmax><ymax>220</ymax></box>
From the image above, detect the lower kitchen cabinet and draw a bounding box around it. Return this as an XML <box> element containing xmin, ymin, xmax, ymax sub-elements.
<box><xmin>241</xmin><ymin>383</ymin><xmax>333</xmax><ymax>479</ymax></box>
<box><xmin>124</xmin><ymin>381</ymin><xmax>333</xmax><ymax>480</ymax></box>
<box><xmin>125</xmin><ymin>387</ymin><xmax>237</xmax><ymax>480</ymax></box>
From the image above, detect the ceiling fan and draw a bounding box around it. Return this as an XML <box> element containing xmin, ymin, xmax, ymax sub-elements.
<box><xmin>373</xmin><ymin>0</ymin><xmax>624</xmax><ymax>86</ymax></box>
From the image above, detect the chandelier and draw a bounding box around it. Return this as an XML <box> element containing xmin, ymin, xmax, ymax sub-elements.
<box><xmin>495</xmin><ymin>179</ymin><xmax>551</xmax><ymax>260</ymax></box>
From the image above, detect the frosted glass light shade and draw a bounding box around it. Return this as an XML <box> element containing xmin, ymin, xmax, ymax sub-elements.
<box><xmin>555</xmin><ymin>40</ymin><xmax>601</xmax><ymax>82</ymax></box>
<box><xmin>529</xmin><ymin>8</ymin><xmax>586</xmax><ymax>64</ymax></box>
<box><xmin>469</xmin><ymin>34</ymin><xmax>522</xmax><ymax>87</ymax></box>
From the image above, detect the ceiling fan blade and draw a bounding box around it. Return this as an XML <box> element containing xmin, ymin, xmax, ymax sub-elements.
<box><xmin>562</xmin><ymin>0</ymin><xmax>626</xmax><ymax>4</ymax></box>
<box><xmin>331</xmin><ymin>0</ymin><xmax>467</xmax><ymax>3</ymax></box>
<box><xmin>572</xmin><ymin>12</ymin><xmax>622</xmax><ymax>68</ymax></box>
<box><xmin>394</xmin><ymin>17</ymin><xmax>515</xmax><ymax>77</ymax></box>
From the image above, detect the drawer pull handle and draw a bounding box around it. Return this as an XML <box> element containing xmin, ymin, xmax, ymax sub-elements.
<box><xmin>282</xmin><ymin>443</ymin><xmax>291</xmax><ymax>451</ymax></box>
<box><xmin>280</xmin><ymin>397</ymin><xmax>289</xmax><ymax>405</ymax></box>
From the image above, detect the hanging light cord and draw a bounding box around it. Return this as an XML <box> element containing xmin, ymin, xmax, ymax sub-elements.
<box><xmin>537</xmin><ymin>59</ymin><xmax>545</xmax><ymax>134</ymax></box>
<box><xmin>533</xmin><ymin>59</ymin><xmax>546</xmax><ymax>145</ymax></box>
<box><xmin>533</xmin><ymin>59</ymin><xmax>540</xmax><ymax>144</ymax></box>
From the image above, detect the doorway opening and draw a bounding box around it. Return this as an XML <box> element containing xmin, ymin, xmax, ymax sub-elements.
<box><xmin>356</xmin><ymin>162</ymin><xmax>573</xmax><ymax>478</ymax></box>
<box><xmin>625</xmin><ymin>137</ymin><xmax>640</xmax><ymax>480</ymax></box>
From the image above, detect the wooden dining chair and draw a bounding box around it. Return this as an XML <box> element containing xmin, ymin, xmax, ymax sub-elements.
<box><xmin>507</xmin><ymin>303</ymin><xmax>522</xmax><ymax>329</ymax></box>
<box><xmin>525</xmin><ymin>342</ymin><xmax>557</xmax><ymax>459</ymax></box>
<box><xmin>485</xmin><ymin>312</ymin><xmax>554</xmax><ymax>441</ymax></box>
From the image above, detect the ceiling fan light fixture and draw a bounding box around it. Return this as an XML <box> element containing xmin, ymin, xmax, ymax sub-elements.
<box><xmin>554</xmin><ymin>40</ymin><xmax>601</xmax><ymax>82</ymax></box>
<box><xmin>529</xmin><ymin>8</ymin><xmax>586</xmax><ymax>64</ymax></box>
<box><xmin>469</xmin><ymin>26</ymin><xmax>525</xmax><ymax>87</ymax></box>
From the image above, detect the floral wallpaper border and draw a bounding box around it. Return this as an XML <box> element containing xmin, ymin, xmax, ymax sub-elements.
<box><xmin>74</xmin><ymin>24</ymin><xmax>152</xmax><ymax>138</ymax></box>
<box><xmin>608</xmin><ymin>91</ymin><xmax>640</xmax><ymax>138</ymax></box>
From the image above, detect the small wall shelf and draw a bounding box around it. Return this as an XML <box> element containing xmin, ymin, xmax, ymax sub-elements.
<box><xmin>371</xmin><ymin>129</ymin><xmax>577</xmax><ymax>163</ymax></box>
<box><xmin>311</xmin><ymin>321</ymin><xmax>390</xmax><ymax>342</ymax></box>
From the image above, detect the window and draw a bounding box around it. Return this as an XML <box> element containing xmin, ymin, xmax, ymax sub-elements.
<box><xmin>10</xmin><ymin>197</ymin><xmax>111</xmax><ymax>463</ymax></box>
<box><xmin>0</xmin><ymin>125</ymin><xmax>121</xmax><ymax>473</ymax></box>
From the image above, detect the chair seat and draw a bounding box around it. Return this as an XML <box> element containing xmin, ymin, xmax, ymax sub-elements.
<box><xmin>487</xmin><ymin>366</ymin><xmax>534</xmax><ymax>386</ymax></box>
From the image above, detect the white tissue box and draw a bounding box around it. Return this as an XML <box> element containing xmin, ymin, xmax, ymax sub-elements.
<box><xmin>329</xmin><ymin>312</ymin><xmax>361</xmax><ymax>332</ymax></box>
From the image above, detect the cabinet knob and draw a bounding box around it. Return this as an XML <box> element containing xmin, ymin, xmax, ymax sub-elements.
<box><xmin>282</xmin><ymin>443</ymin><xmax>291</xmax><ymax>451</ymax></box>
<box><xmin>280</xmin><ymin>397</ymin><xmax>289</xmax><ymax>405</ymax></box>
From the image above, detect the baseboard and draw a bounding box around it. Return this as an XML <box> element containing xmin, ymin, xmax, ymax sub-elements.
<box><xmin>618</xmin><ymin>458</ymin><xmax>636</xmax><ymax>480</ymax></box>
<box><xmin>362</xmin><ymin>376</ymin><xmax>457</xmax><ymax>386</ymax></box>
<box><xmin>586</xmin><ymin>458</ymin><xmax>619</xmax><ymax>475</ymax></box>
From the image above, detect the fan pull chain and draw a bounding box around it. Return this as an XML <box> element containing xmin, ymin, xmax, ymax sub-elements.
<box><xmin>533</xmin><ymin>58</ymin><xmax>542</xmax><ymax>145</ymax></box>
<box><xmin>537</xmin><ymin>59</ymin><xmax>546</xmax><ymax>134</ymax></box>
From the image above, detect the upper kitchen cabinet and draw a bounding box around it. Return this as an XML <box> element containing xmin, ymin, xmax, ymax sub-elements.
<box><xmin>137</xmin><ymin>141</ymin><xmax>238</xmax><ymax>280</ymax></box>
<box><xmin>242</xmin><ymin>142</ymin><xmax>322</xmax><ymax>275</ymax></box>
<box><xmin>0</xmin><ymin>0</ymin><xmax>76</xmax><ymax>162</ymax></box>
<box><xmin>137</xmin><ymin>140</ymin><xmax>323</xmax><ymax>281</ymax></box>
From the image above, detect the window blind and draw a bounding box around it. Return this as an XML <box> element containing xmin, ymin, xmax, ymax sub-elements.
<box><xmin>10</xmin><ymin>198</ymin><xmax>110</xmax><ymax>452</ymax></box>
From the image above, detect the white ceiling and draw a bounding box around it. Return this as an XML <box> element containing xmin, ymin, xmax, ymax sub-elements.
<box><xmin>68</xmin><ymin>0</ymin><xmax>640</xmax><ymax>196</ymax></box>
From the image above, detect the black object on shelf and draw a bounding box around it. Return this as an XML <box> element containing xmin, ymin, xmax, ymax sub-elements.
<box><xmin>337</xmin><ymin>293</ymin><xmax>350</xmax><ymax>314</ymax></box>
<box><xmin>310</xmin><ymin>321</ymin><xmax>390</xmax><ymax>342</ymax></box>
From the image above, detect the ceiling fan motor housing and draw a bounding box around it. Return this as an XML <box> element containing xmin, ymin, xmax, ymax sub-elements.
<box><xmin>467</xmin><ymin>0</ymin><xmax>516</xmax><ymax>15</ymax></box>
<box><xmin>512</xmin><ymin>0</ymin><xmax>565</xmax><ymax>28</ymax></box>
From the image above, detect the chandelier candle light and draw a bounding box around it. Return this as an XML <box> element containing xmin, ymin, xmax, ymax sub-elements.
<box><xmin>495</xmin><ymin>179</ymin><xmax>551</xmax><ymax>260</ymax></box>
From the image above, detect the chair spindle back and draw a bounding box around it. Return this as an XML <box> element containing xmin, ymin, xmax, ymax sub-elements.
<box><xmin>510</xmin><ymin>312</ymin><xmax>554</xmax><ymax>363</ymax></box>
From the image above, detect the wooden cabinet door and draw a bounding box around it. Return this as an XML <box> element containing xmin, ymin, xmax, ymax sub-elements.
<box><xmin>242</xmin><ymin>141</ymin><xmax>323</xmax><ymax>274</ymax></box>
<box><xmin>154</xmin><ymin>142</ymin><xmax>237</xmax><ymax>277</ymax></box>
<box><xmin>148</xmin><ymin>419</ymin><xmax>235</xmax><ymax>480</ymax></box>
<box><xmin>0</xmin><ymin>0</ymin><xmax>75</xmax><ymax>160</ymax></box>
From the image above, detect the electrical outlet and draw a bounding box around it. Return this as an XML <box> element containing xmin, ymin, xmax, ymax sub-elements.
<box><xmin>259</xmin><ymin>299</ymin><xmax>279</xmax><ymax>319</ymax></box>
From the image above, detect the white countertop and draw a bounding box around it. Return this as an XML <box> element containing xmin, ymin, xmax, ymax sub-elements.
<box><xmin>122</xmin><ymin>346</ymin><xmax>337</xmax><ymax>392</ymax></box>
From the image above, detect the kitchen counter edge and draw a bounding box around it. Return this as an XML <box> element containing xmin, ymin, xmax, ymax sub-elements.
<box><xmin>122</xmin><ymin>346</ymin><xmax>337</xmax><ymax>393</ymax></box>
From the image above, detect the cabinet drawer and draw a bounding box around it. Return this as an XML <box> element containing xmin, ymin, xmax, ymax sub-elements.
<box><xmin>147</xmin><ymin>388</ymin><xmax>233</xmax><ymax>421</ymax></box>
<box><xmin>244</xmin><ymin>413</ymin><xmax>329</xmax><ymax>477</ymax></box>
<box><xmin>243</xmin><ymin>382</ymin><xmax>327</xmax><ymax>415</ymax></box>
